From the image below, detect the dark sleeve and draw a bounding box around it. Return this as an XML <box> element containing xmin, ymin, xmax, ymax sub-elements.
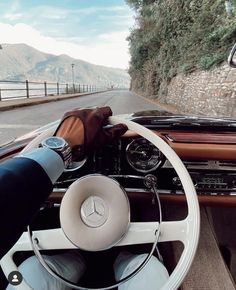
<box><xmin>0</xmin><ymin>157</ymin><xmax>53</xmax><ymax>259</ymax></box>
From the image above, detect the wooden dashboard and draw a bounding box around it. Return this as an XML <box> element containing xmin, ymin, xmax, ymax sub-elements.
<box><xmin>124</xmin><ymin>130</ymin><xmax>236</xmax><ymax>160</ymax></box>
<box><xmin>45</xmin><ymin>129</ymin><xmax>236</xmax><ymax>207</ymax></box>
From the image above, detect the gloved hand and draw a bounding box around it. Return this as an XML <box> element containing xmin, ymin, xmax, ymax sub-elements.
<box><xmin>55</xmin><ymin>106</ymin><xmax>127</xmax><ymax>160</ymax></box>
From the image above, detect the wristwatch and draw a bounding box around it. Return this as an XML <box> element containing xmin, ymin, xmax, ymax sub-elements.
<box><xmin>40</xmin><ymin>136</ymin><xmax>72</xmax><ymax>168</ymax></box>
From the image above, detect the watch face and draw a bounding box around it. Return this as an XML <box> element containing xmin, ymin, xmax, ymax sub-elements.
<box><xmin>43</xmin><ymin>137</ymin><xmax>65</xmax><ymax>149</ymax></box>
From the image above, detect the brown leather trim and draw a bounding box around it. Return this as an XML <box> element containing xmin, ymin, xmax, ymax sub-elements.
<box><xmin>49</xmin><ymin>190</ymin><xmax>236</xmax><ymax>207</ymax></box>
<box><xmin>48</xmin><ymin>191</ymin><xmax>154</xmax><ymax>203</ymax></box>
<box><xmin>123</xmin><ymin>130</ymin><xmax>236</xmax><ymax>160</ymax></box>
<box><xmin>164</xmin><ymin>132</ymin><xmax>236</xmax><ymax>144</ymax></box>
<box><xmin>156</xmin><ymin>130</ymin><xmax>236</xmax><ymax>160</ymax></box>
<box><xmin>160</xmin><ymin>194</ymin><xmax>236</xmax><ymax>207</ymax></box>
<box><xmin>169</xmin><ymin>143</ymin><xmax>236</xmax><ymax>160</ymax></box>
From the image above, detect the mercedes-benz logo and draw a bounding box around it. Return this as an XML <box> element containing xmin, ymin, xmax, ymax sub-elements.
<box><xmin>80</xmin><ymin>196</ymin><xmax>109</xmax><ymax>227</ymax></box>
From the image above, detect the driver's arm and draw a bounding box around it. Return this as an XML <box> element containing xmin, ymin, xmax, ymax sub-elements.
<box><xmin>0</xmin><ymin>107</ymin><xmax>127</xmax><ymax>259</ymax></box>
<box><xmin>0</xmin><ymin>149</ymin><xmax>57</xmax><ymax>259</ymax></box>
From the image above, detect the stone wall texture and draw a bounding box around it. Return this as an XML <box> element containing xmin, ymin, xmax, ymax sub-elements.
<box><xmin>165</xmin><ymin>62</ymin><xmax>236</xmax><ymax>117</ymax></box>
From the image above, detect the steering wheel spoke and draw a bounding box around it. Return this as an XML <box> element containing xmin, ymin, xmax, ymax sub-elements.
<box><xmin>32</xmin><ymin>228</ymin><xmax>76</xmax><ymax>250</ymax></box>
<box><xmin>116</xmin><ymin>222</ymin><xmax>159</xmax><ymax>246</ymax></box>
<box><xmin>116</xmin><ymin>219</ymin><xmax>188</xmax><ymax>247</ymax></box>
<box><xmin>1</xmin><ymin>116</ymin><xmax>200</xmax><ymax>290</ymax></box>
<box><xmin>158</xmin><ymin>220</ymin><xmax>188</xmax><ymax>244</ymax></box>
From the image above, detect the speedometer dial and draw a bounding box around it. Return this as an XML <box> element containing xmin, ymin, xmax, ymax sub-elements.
<box><xmin>126</xmin><ymin>138</ymin><xmax>164</xmax><ymax>172</ymax></box>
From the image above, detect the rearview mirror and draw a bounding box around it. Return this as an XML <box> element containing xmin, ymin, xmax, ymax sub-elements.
<box><xmin>228</xmin><ymin>43</ymin><xmax>236</xmax><ymax>68</ymax></box>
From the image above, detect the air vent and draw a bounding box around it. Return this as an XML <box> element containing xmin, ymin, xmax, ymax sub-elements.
<box><xmin>163</xmin><ymin>160</ymin><xmax>236</xmax><ymax>171</ymax></box>
<box><xmin>163</xmin><ymin>160</ymin><xmax>208</xmax><ymax>169</ymax></box>
<box><xmin>183</xmin><ymin>161</ymin><xmax>208</xmax><ymax>167</ymax></box>
<box><xmin>218</xmin><ymin>162</ymin><xmax>236</xmax><ymax>168</ymax></box>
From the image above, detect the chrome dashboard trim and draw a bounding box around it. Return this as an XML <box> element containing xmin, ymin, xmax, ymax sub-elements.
<box><xmin>53</xmin><ymin>188</ymin><xmax>67</xmax><ymax>193</ymax></box>
<box><xmin>109</xmin><ymin>174</ymin><xmax>145</xmax><ymax>180</ymax></box>
<box><xmin>163</xmin><ymin>159</ymin><xmax>236</xmax><ymax>171</ymax></box>
<box><xmin>52</xmin><ymin>187</ymin><xmax>236</xmax><ymax>197</ymax></box>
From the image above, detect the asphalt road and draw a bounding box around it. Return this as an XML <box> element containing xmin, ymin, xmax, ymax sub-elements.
<box><xmin>0</xmin><ymin>90</ymin><xmax>162</xmax><ymax>144</ymax></box>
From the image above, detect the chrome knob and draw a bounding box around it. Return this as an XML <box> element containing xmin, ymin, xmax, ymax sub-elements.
<box><xmin>172</xmin><ymin>177</ymin><xmax>182</xmax><ymax>187</ymax></box>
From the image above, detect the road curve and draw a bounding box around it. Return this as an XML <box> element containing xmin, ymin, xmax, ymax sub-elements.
<box><xmin>0</xmin><ymin>90</ymin><xmax>163</xmax><ymax>144</ymax></box>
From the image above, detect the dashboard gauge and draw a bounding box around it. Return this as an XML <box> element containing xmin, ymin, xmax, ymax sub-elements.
<box><xmin>126</xmin><ymin>138</ymin><xmax>164</xmax><ymax>172</ymax></box>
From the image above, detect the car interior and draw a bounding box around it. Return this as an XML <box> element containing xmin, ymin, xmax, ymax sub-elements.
<box><xmin>1</xmin><ymin>104</ymin><xmax>236</xmax><ymax>289</ymax></box>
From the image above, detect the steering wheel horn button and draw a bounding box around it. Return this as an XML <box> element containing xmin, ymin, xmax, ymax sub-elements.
<box><xmin>81</xmin><ymin>196</ymin><xmax>109</xmax><ymax>227</ymax></box>
<box><xmin>60</xmin><ymin>174</ymin><xmax>130</xmax><ymax>251</ymax></box>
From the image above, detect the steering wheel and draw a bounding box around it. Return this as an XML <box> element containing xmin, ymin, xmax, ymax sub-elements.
<box><xmin>0</xmin><ymin>116</ymin><xmax>200</xmax><ymax>290</ymax></box>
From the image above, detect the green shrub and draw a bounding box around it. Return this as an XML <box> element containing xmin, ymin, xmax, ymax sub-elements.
<box><xmin>199</xmin><ymin>56</ymin><xmax>217</xmax><ymax>70</ymax></box>
<box><xmin>199</xmin><ymin>52</ymin><xmax>226</xmax><ymax>70</ymax></box>
<box><xmin>126</xmin><ymin>0</ymin><xmax>236</xmax><ymax>97</ymax></box>
<box><xmin>179</xmin><ymin>64</ymin><xmax>195</xmax><ymax>74</ymax></box>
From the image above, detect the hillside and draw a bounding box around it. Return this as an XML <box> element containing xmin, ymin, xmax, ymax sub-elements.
<box><xmin>0</xmin><ymin>43</ymin><xmax>130</xmax><ymax>88</ymax></box>
<box><xmin>126</xmin><ymin>0</ymin><xmax>236</xmax><ymax>99</ymax></box>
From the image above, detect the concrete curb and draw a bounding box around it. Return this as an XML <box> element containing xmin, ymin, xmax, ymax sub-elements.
<box><xmin>0</xmin><ymin>90</ymin><xmax>108</xmax><ymax>112</ymax></box>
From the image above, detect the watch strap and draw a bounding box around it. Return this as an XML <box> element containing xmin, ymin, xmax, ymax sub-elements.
<box><xmin>40</xmin><ymin>137</ymin><xmax>72</xmax><ymax>168</ymax></box>
<box><xmin>57</xmin><ymin>143</ymin><xmax>72</xmax><ymax>168</ymax></box>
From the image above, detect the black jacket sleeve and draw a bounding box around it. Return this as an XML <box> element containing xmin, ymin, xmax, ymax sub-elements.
<box><xmin>0</xmin><ymin>157</ymin><xmax>53</xmax><ymax>259</ymax></box>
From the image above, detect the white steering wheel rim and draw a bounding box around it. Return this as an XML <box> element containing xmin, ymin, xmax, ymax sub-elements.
<box><xmin>110</xmin><ymin>117</ymin><xmax>200</xmax><ymax>290</ymax></box>
<box><xmin>0</xmin><ymin>116</ymin><xmax>200</xmax><ymax>290</ymax></box>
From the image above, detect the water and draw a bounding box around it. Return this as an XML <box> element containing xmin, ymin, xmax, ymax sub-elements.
<box><xmin>0</xmin><ymin>82</ymin><xmax>67</xmax><ymax>100</ymax></box>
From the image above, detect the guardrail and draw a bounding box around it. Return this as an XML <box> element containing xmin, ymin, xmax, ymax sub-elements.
<box><xmin>0</xmin><ymin>80</ymin><xmax>104</xmax><ymax>101</ymax></box>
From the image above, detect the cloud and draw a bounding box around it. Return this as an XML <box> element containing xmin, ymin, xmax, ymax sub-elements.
<box><xmin>0</xmin><ymin>22</ymin><xmax>130</xmax><ymax>69</ymax></box>
<box><xmin>3</xmin><ymin>12</ymin><xmax>22</xmax><ymax>21</ymax></box>
<box><xmin>98</xmin><ymin>31</ymin><xmax>129</xmax><ymax>43</ymax></box>
<box><xmin>104</xmin><ymin>5</ymin><xmax>128</xmax><ymax>12</ymax></box>
<box><xmin>29</xmin><ymin>5</ymin><xmax>127</xmax><ymax>20</ymax></box>
<box><xmin>31</xmin><ymin>6</ymin><xmax>69</xmax><ymax>20</ymax></box>
<box><xmin>6</xmin><ymin>0</ymin><xmax>20</xmax><ymax>13</ymax></box>
<box><xmin>3</xmin><ymin>0</ymin><xmax>22</xmax><ymax>21</ymax></box>
<box><xmin>72</xmin><ymin>5</ymin><xmax>128</xmax><ymax>15</ymax></box>
<box><xmin>98</xmin><ymin>14</ymin><xmax>135</xmax><ymax>27</ymax></box>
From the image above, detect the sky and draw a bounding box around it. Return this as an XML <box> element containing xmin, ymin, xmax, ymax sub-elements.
<box><xmin>0</xmin><ymin>0</ymin><xmax>135</xmax><ymax>69</ymax></box>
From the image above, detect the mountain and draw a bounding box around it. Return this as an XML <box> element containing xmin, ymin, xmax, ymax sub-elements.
<box><xmin>0</xmin><ymin>43</ymin><xmax>130</xmax><ymax>88</ymax></box>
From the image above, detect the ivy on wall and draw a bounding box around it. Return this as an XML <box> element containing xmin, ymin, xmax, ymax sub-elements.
<box><xmin>126</xmin><ymin>0</ymin><xmax>236</xmax><ymax>98</ymax></box>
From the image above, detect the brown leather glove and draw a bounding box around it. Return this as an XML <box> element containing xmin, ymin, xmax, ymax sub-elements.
<box><xmin>55</xmin><ymin>107</ymin><xmax>127</xmax><ymax>160</ymax></box>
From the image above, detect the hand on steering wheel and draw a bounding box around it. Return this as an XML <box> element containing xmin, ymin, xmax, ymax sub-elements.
<box><xmin>0</xmin><ymin>110</ymin><xmax>200</xmax><ymax>290</ymax></box>
<box><xmin>55</xmin><ymin>106</ymin><xmax>127</xmax><ymax>160</ymax></box>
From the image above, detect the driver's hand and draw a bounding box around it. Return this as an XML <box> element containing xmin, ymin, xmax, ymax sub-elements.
<box><xmin>55</xmin><ymin>106</ymin><xmax>127</xmax><ymax>159</ymax></box>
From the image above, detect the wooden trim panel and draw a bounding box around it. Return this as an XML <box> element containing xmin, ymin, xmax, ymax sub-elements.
<box><xmin>160</xmin><ymin>194</ymin><xmax>236</xmax><ymax>207</ymax></box>
<box><xmin>124</xmin><ymin>130</ymin><xmax>236</xmax><ymax>160</ymax></box>
<box><xmin>158</xmin><ymin>130</ymin><xmax>236</xmax><ymax>160</ymax></box>
<box><xmin>164</xmin><ymin>132</ymin><xmax>236</xmax><ymax>144</ymax></box>
<box><xmin>49</xmin><ymin>190</ymin><xmax>236</xmax><ymax>207</ymax></box>
<box><xmin>168</xmin><ymin>143</ymin><xmax>236</xmax><ymax>160</ymax></box>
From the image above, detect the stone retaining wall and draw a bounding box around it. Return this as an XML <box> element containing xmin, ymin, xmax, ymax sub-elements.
<box><xmin>165</xmin><ymin>62</ymin><xmax>236</xmax><ymax>117</ymax></box>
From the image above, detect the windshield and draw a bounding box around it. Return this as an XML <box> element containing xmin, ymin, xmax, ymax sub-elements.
<box><xmin>0</xmin><ymin>0</ymin><xmax>236</xmax><ymax>144</ymax></box>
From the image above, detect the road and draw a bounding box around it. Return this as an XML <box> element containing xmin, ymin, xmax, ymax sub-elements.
<box><xmin>0</xmin><ymin>90</ymin><xmax>162</xmax><ymax>144</ymax></box>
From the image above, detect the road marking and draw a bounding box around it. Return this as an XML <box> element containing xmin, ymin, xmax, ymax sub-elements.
<box><xmin>0</xmin><ymin>124</ymin><xmax>40</xmax><ymax>129</ymax></box>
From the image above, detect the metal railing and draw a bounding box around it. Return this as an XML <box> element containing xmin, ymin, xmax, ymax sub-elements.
<box><xmin>0</xmin><ymin>80</ymin><xmax>104</xmax><ymax>101</ymax></box>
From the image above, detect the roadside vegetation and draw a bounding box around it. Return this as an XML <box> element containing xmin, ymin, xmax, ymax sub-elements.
<box><xmin>126</xmin><ymin>0</ymin><xmax>236</xmax><ymax>98</ymax></box>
